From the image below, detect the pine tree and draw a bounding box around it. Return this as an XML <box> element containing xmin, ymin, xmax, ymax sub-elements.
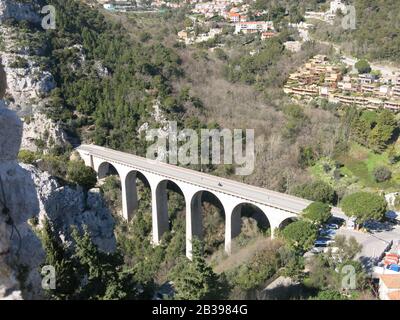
<box><xmin>71</xmin><ymin>226</ymin><xmax>139</xmax><ymax>300</ymax></box>
<box><xmin>41</xmin><ymin>219</ymin><xmax>79</xmax><ymax>300</ymax></box>
<box><xmin>368</xmin><ymin>110</ymin><xmax>396</xmax><ymax>153</ymax></box>
<box><xmin>170</xmin><ymin>239</ymin><xmax>227</xmax><ymax>300</ymax></box>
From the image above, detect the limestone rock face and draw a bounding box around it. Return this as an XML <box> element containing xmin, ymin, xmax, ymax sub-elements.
<box><xmin>11</xmin><ymin>165</ymin><xmax>116</xmax><ymax>299</ymax></box>
<box><xmin>0</xmin><ymin>104</ymin><xmax>26</xmax><ymax>300</ymax></box>
<box><xmin>0</xmin><ymin>1</ymin><xmax>116</xmax><ymax>300</ymax></box>
<box><xmin>0</xmin><ymin>103</ymin><xmax>116</xmax><ymax>299</ymax></box>
<box><xmin>29</xmin><ymin>168</ymin><xmax>116</xmax><ymax>254</ymax></box>
<box><xmin>1</xmin><ymin>52</ymin><xmax>56</xmax><ymax>114</ymax></box>
<box><xmin>0</xmin><ymin>0</ymin><xmax>41</xmax><ymax>24</ymax></box>
<box><xmin>21</xmin><ymin>113</ymin><xmax>69</xmax><ymax>153</ymax></box>
<box><xmin>0</xmin><ymin>0</ymin><xmax>54</xmax><ymax>115</ymax></box>
<box><xmin>0</xmin><ymin>102</ymin><xmax>22</xmax><ymax>160</ymax></box>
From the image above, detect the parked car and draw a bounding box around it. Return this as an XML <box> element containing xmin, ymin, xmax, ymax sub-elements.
<box><xmin>152</xmin><ymin>281</ymin><xmax>174</xmax><ymax>300</ymax></box>
<box><xmin>315</xmin><ymin>239</ymin><xmax>328</xmax><ymax>247</ymax></box>
<box><xmin>326</xmin><ymin>223</ymin><xmax>340</xmax><ymax>230</ymax></box>
<box><xmin>320</xmin><ymin>228</ymin><xmax>336</xmax><ymax>238</ymax></box>
<box><xmin>310</xmin><ymin>247</ymin><xmax>325</xmax><ymax>254</ymax></box>
<box><xmin>315</xmin><ymin>238</ymin><xmax>335</xmax><ymax>247</ymax></box>
<box><xmin>386</xmin><ymin>211</ymin><xmax>398</xmax><ymax>224</ymax></box>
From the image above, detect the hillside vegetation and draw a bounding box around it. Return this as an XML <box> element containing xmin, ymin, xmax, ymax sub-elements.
<box><xmin>312</xmin><ymin>0</ymin><xmax>400</xmax><ymax>62</ymax></box>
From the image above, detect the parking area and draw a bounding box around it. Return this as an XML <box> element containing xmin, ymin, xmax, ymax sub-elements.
<box><xmin>336</xmin><ymin>222</ymin><xmax>400</xmax><ymax>269</ymax></box>
<box><xmin>307</xmin><ymin>217</ymin><xmax>400</xmax><ymax>271</ymax></box>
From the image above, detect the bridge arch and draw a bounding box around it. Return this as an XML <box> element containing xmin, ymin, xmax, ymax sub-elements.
<box><xmin>278</xmin><ymin>217</ymin><xmax>298</xmax><ymax>229</ymax></box>
<box><xmin>227</xmin><ymin>202</ymin><xmax>271</xmax><ymax>252</ymax></box>
<box><xmin>153</xmin><ymin>179</ymin><xmax>186</xmax><ymax>245</ymax></box>
<box><xmin>97</xmin><ymin>161</ymin><xmax>121</xmax><ymax>180</ymax></box>
<box><xmin>121</xmin><ymin>170</ymin><xmax>152</xmax><ymax>220</ymax></box>
<box><xmin>189</xmin><ymin>190</ymin><xmax>226</xmax><ymax>255</ymax></box>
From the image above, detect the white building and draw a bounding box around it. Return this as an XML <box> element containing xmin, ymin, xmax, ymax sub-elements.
<box><xmin>329</xmin><ymin>0</ymin><xmax>348</xmax><ymax>14</ymax></box>
<box><xmin>305</xmin><ymin>0</ymin><xmax>348</xmax><ymax>24</ymax></box>
<box><xmin>234</xmin><ymin>21</ymin><xmax>274</xmax><ymax>34</ymax></box>
<box><xmin>284</xmin><ymin>41</ymin><xmax>302</xmax><ymax>53</ymax></box>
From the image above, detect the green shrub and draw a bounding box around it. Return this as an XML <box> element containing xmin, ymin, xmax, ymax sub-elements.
<box><xmin>281</xmin><ymin>220</ymin><xmax>318</xmax><ymax>251</ymax></box>
<box><xmin>355</xmin><ymin>59</ymin><xmax>371</xmax><ymax>74</ymax></box>
<box><xmin>292</xmin><ymin>181</ymin><xmax>336</xmax><ymax>205</ymax></box>
<box><xmin>373</xmin><ymin>166</ymin><xmax>392</xmax><ymax>183</ymax></box>
<box><xmin>9</xmin><ymin>56</ymin><xmax>29</xmax><ymax>69</ymax></box>
<box><xmin>18</xmin><ymin>150</ymin><xmax>37</xmax><ymax>164</ymax></box>
<box><xmin>341</xmin><ymin>192</ymin><xmax>387</xmax><ymax>224</ymax></box>
<box><xmin>67</xmin><ymin>160</ymin><xmax>97</xmax><ymax>190</ymax></box>
<box><xmin>303</xmin><ymin>202</ymin><xmax>332</xmax><ymax>225</ymax></box>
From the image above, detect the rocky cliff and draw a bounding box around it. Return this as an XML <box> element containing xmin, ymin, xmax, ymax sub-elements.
<box><xmin>0</xmin><ymin>1</ymin><xmax>118</xmax><ymax>299</ymax></box>
<box><xmin>0</xmin><ymin>0</ymin><xmax>67</xmax><ymax>152</ymax></box>
<box><xmin>21</xmin><ymin>113</ymin><xmax>69</xmax><ymax>152</ymax></box>
<box><xmin>0</xmin><ymin>0</ymin><xmax>41</xmax><ymax>24</ymax></box>
<box><xmin>0</xmin><ymin>102</ymin><xmax>116</xmax><ymax>300</ymax></box>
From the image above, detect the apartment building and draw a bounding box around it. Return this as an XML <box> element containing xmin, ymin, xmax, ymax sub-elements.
<box><xmin>385</xmin><ymin>101</ymin><xmax>400</xmax><ymax>111</ymax></box>
<box><xmin>329</xmin><ymin>0</ymin><xmax>347</xmax><ymax>14</ymax></box>
<box><xmin>285</xmin><ymin>55</ymin><xmax>400</xmax><ymax>112</ymax></box>
<box><xmin>193</xmin><ymin>1</ymin><xmax>229</xmax><ymax>18</ymax></box>
<box><xmin>304</xmin><ymin>0</ymin><xmax>347</xmax><ymax>23</ymax></box>
<box><xmin>359</xmin><ymin>73</ymin><xmax>378</xmax><ymax>85</ymax></box>
<box><xmin>228</xmin><ymin>11</ymin><xmax>247</xmax><ymax>22</ymax></box>
<box><xmin>283</xmin><ymin>85</ymin><xmax>319</xmax><ymax>97</ymax></box>
<box><xmin>284</xmin><ymin>41</ymin><xmax>302</xmax><ymax>53</ymax></box>
<box><xmin>393</xmin><ymin>74</ymin><xmax>400</xmax><ymax>98</ymax></box>
<box><xmin>234</xmin><ymin>21</ymin><xmax>274</xmax><ymax>34</ymax></box>
<box><xmin>360</xmin><ymin>83</ymin><xmax>376</xmax><ymax>94</ymax></box>
<box><xmin>338</xmin><ymin>81</ymin><xmax>355</xmax><ymax>92</ymax></box>
<box><xmin>261</xmin><ymin>32</ymin><xmax>276</xmax><ymax>40</ymax></box>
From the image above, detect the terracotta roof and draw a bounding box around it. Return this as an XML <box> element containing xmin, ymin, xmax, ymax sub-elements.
<box><xmin>388</xmin><ymin>290</ymin><xmax>400</xmax><ymax>300</ymax></box>
<box><xmin>238</xmin><ymin>21</ymin><xmax>271</xmax><ymax>25</ymax></box>
<box><xmin>380</xmin><ymin>275</ymin><xmax>400</xmax><ymax>289</ymax></box>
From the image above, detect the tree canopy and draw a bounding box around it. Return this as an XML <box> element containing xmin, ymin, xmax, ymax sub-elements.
<box><xmin>41</xmin><ymin>220</ymin><xmax>141</xmax><ymax>300</ymax></box>
<box><xmin>170</xmin><ymin>239</ymin><xmax>227</xmax><ymax>300</ymax></box>
<box><xmin>355</xmin><ymin>59</ymin><xmax>371</xmax><ymax>74</ymax></box>
<box><xmin>281</xmin><ymin>220</ymin><xmax>318</xmax><ymax>251</ymax></box>
<box><xmin>292</xmin><ymin>180</ymin><xmax>336</xmax><ymax>205</ymax></box>
<box><xmin>67</xmin><ymin>160</ymin><xmax>97</xmax><ymax>190</ymax></box>
<box><xmin>341</xmin><ymin>192</ymin><xmax>387</xmax><ymax>224</ymax></box>
<box><xmin>303</xmin><ymin>202</ymin><xmax>332</xmax><ymax>225</ymax></box>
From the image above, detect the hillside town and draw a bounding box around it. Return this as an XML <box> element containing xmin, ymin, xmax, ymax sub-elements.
<box><xmin>284</xmin><ymin>55</ymin><xmax>400</xmax><ymax>111</ymax></box>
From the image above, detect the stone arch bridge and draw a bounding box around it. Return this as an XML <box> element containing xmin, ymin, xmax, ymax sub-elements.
<box><xmin>76</xmin><ymin>144</ymin><xmax>343</xmax><ymax>258</ymax></box>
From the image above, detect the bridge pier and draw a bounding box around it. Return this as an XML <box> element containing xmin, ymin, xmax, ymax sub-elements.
<box><xmin>224</xmin><ymin>204</ymin><xmax>242</xmax><ymax>254</ymax></box>
<box><xmin>152</xmin><ymin>180</ymin><xmax>169</xmax><ymax>245</ymax></box>
<box><xmin>121</xmin><ymin>171</ymin><xmax>138</xmax><ymax>221</ymax></box>
<box><xmin>185</xmin><ymin>191</ymin><xmax>204</xmax><ymax>259</ymax></box>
